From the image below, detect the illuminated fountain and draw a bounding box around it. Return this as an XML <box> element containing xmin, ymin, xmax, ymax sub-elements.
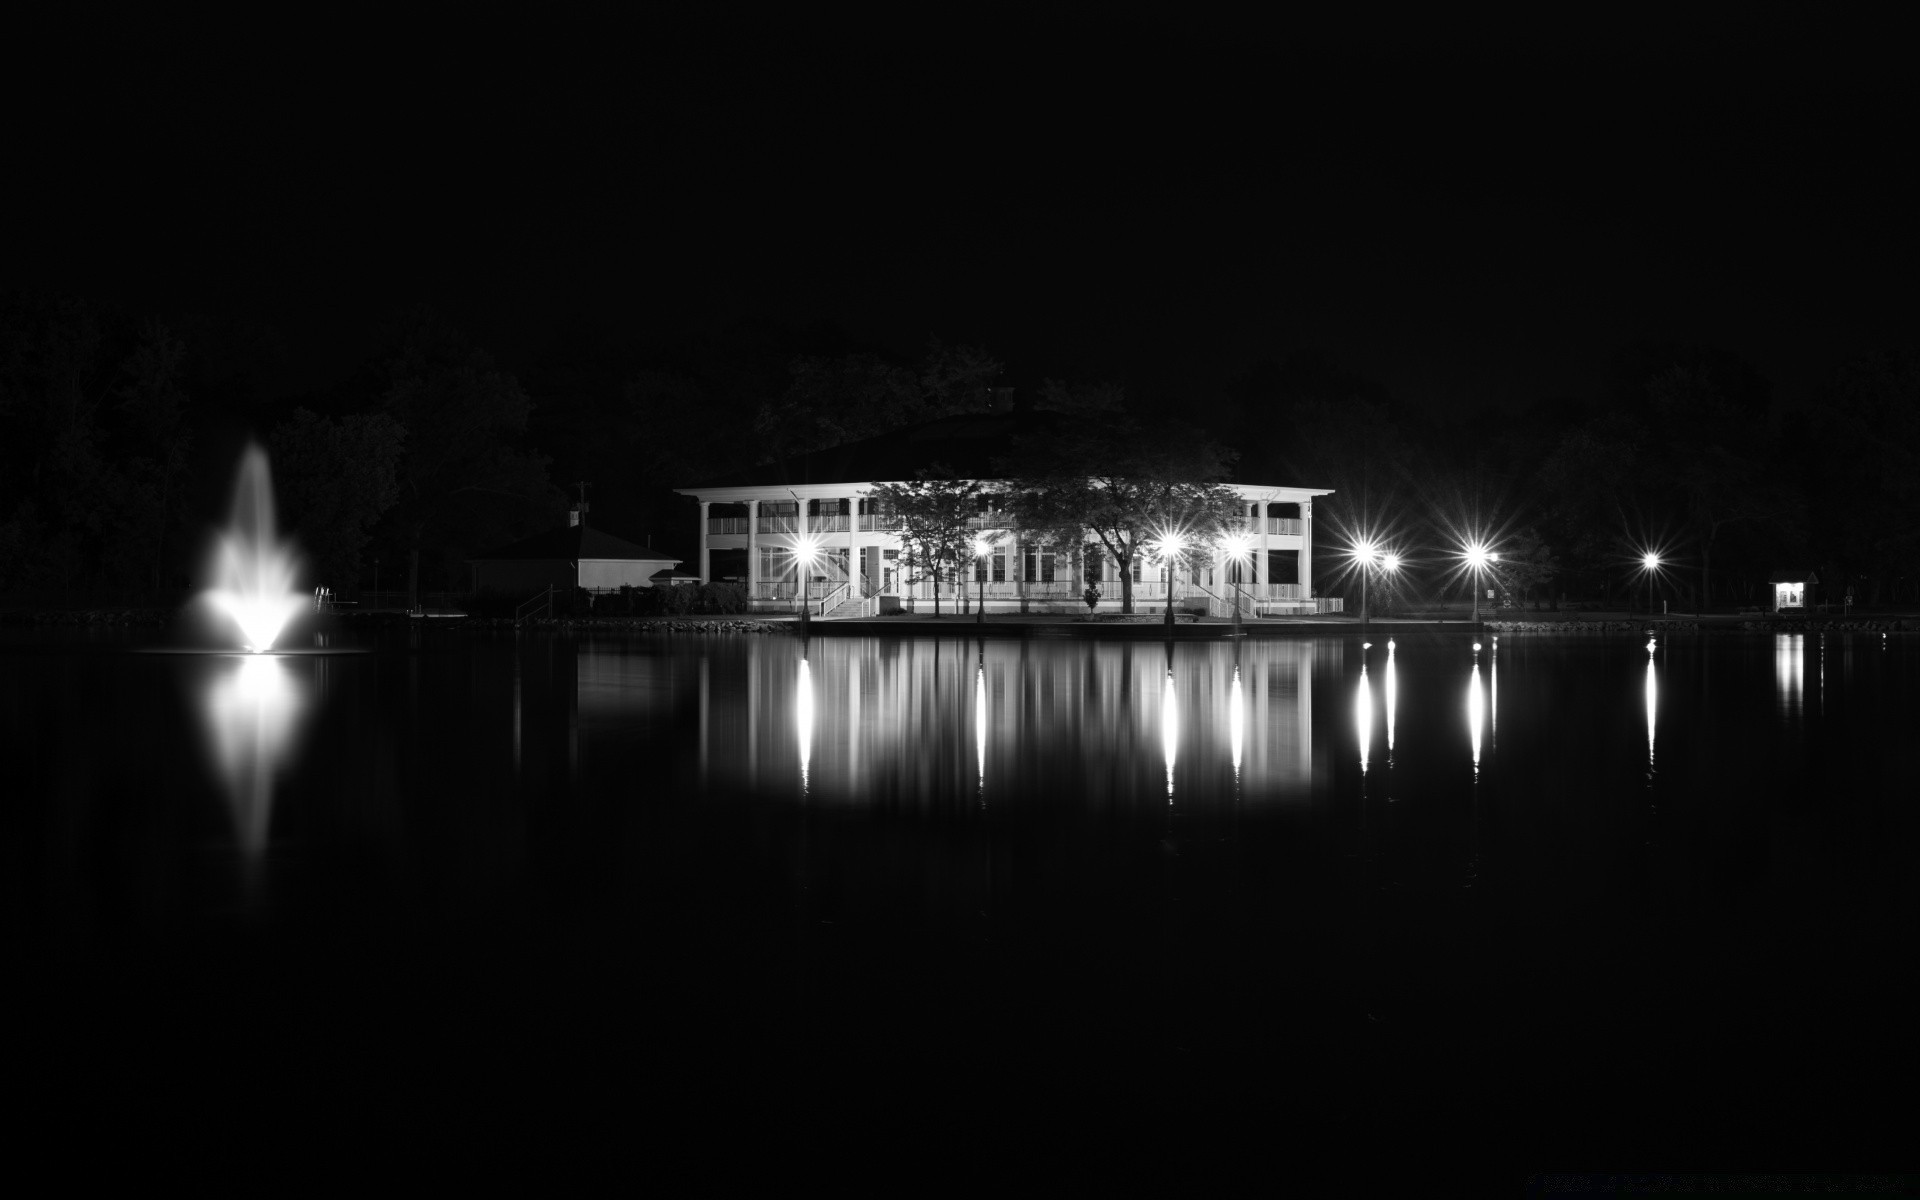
<box><xmin>194</xmin><ymin>444</ymin><xmax>310</xmax><ymax>898</ymax></box>
<box><xmin>204</xmin><ymin>443</ymin><xmax>305</xmax><ymax>653</ymax></box>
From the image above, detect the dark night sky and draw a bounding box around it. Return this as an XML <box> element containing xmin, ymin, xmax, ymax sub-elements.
<box><xmin>12</xmin><ymin>11</ymin><xmax>1916</xmax><ymax>418</ymax></box>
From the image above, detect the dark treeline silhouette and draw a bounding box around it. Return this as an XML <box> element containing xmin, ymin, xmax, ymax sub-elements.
<box><xmin>3</xmin><ymin>289</ymin><xmax>1915</xmax><ymax>608</ymax></box>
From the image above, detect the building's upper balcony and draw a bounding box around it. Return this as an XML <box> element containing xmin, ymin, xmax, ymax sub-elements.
<box><xmin>711</xmin><ymin>514</ymin><xmax>1304</xmax><ymax>538</ymax></box>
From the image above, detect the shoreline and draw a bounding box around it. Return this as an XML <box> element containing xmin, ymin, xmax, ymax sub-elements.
<box><xmin>3</xmin><ymin>607</ymin><xmax>1910</xmax><ymax>639</ymax></box>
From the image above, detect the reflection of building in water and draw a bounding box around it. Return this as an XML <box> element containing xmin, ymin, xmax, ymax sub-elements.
<box><xmin>1775</xmin><ymin>634</ymin><xmax>1804</xmax><ymax>717</ymax></box>
<box><xmin>599</xmin><ymin>639</ymin><xmax>1317</xmax><ymax>807</ymax></box>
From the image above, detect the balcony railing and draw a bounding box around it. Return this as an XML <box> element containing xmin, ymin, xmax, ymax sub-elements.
<box><xmin>1264</xmin><ymin>518</ymin><xmax>1303</xmax><ymax>536</ymax></box>
<box><xmin>707</xmin><ymin>517</ymin><xmax>750</xmax><ymax>535</ymax></box>
<box><xmin>756</xmin><ymin>515</ymin><xmax>798</xmax><ymax>535</ymax></box>
<box><xmin>858</xmin><ymin>514</ymin><xmax>903</xmax><ymax>531</ymax></box>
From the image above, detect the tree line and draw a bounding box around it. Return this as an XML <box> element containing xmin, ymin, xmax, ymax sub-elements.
<box><xmin>2</xmin><ymin>289</ymin><xmax>1914</xmax><ymax>609</ymax></box>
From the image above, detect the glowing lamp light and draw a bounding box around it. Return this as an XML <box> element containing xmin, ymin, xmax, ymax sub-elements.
<box><xmin>1218</xmin><ymin>530</ymin><xmax>1254</xmax><ymax>561</ymax></box>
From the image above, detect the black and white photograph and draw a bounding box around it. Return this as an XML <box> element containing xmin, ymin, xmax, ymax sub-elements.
<box><xmin>6</xmin><ymin>12</ymin><xmax>1914</xmax><ymax>1192</ymax></box>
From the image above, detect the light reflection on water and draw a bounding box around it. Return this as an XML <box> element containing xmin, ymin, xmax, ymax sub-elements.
<box><xmin>1646</xmin><ymin>643</ymin><xmax>1658</xmax><ymax>771</ymax></box>
<box><xmin>1776</xmin><ymin>634</ymin><xmax>1804</xmax><ymax>717</ymax></box>
<box><xmin>574</xmin><ymin>639</ymin><xmax>1319</xmax><ymax>808</ymax></box>
<box><xmin>200</xmin><ymin>653</ymin><xmax>306</xmax><ymax>891</ymax></box>
<box><xmin>1160</xmin><ymin>669</ymin><xmax>1179</xmax><ymax>801</ymax></box>
<box><xmin>1384</xmin><ymin>640</ymin><xmax>1397</xmax><ymax>760</ymax></box>
<box><xmin>1467</xmin><ymin>653</ymin><xmax>1484</xmax><ymax>772</ymax></box>
<box><xmin>1355</xmin><ymin>649</ymin><xmax>1374</xmax><ymax>774</ymax></box>
<box><xmin>1229</xmin><ymin>664</ymin><xmax>1245</xmax><ymax>778</ymax></box>
<box><xmin>975</xmin><ymin>656</ymin><xmax>986</xmax><ymax>798</ymax></box>
<box><xmin>797</xmin><ymin>655</ymin><xmax>814</xmax><ymax>795</ymax></box>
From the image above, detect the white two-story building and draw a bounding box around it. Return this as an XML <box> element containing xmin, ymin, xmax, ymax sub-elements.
<box><xmin>674</xmin><ymin>411</ymin><xmax>1338</xmax><ymax>617</ymax></box>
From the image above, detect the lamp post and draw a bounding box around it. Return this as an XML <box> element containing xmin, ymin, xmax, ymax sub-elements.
<box><xmin>795</xmin><ymin>535</ymin><xmax>821</xmax><ymax>631</ymax></box>
<box><xmin>1465</xmin><ymin>543</ymin><xmax>1499</xmax><ymax>626</ymax></box>
<box><xmin>1642</xmin><ymin>553</ymin><xmax>1660</xmax><ymax>617</ymax></box>
<box><xmin>1219</xmin><ymin>529</ymin><xmax>1254</xmax><ymax>636</ymax></box>
<box><xmin>974</xmin><ymin>535</ymin><xmax>991</xmax><ymax>625</ymax></box>
<box><xmin>1159</xmin><ymin>532</ymin><xmax>1185</xmax><ymax>633</ymax></box>
<box><xmin>1355</xmin><ymin>541</ymin><xmax>1379</xmax><ymax>628</ymax></box>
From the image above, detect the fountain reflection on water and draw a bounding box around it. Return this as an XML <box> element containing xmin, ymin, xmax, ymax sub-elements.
<box><xmin>203</xmin><ymin>654</ymin><xmax>306</xmax><ymax>890</ymax></box>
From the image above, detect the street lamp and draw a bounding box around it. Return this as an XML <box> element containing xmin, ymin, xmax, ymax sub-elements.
<box><xmin>1641</xmin><ymin>552</ymin><xmax>1660</xmax><ymax>617</ymax></box>
<box><xmin>974</xmin><ymin>535</ymin><xmax>992</xmax><ymax>624</ymax></box>
<box><xmin>1464</xmin><ymin>542</ymin><xmax>1499</xmax><ymax>625</ymax></box>
<box><xmin>1353</xmin><ymin>541</ymin><xmax>1380</xmax><ymax>627</ymax></box>
<box><xmin>1353</xmin><ymin>541</ymin><xmax>1404</xmax><ymax>629</ymax></box>
<box><xmin>1156</xmin><ymin>530</ymin><xmax>1186</xmax><ymax>632</ymax></box>
<box><xmin>794</xmin><ymin>533</ymin><xmax>823</xmax><ymax>630</ymax></box>
<box><xmin>1218</xmin><ymin>529</ymin><xmax>1255</xmax><ymax>635</ymax></box>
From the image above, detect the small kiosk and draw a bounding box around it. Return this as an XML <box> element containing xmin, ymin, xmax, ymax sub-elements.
<box><xmin>1768</xmin><ymin>569</ymin><xmax>1817</xmax><ymax>614</ymax></box>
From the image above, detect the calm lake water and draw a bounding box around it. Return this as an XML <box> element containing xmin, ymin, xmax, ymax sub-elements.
<box><xmin>8</xmin><ymin>626</ymin><xmax>1914</xmax><ymax>1175</ymax></box>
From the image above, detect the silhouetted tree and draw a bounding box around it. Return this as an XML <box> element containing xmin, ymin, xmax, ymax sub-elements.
<box><xmin>1001</xmin><ymin>404</ymin><xmax>1240</xmax><ymax>613</ymax></box>
<box><xmin>869</xmin><ymin>466</ymin><xmax>981</xmax><ymax>616</ymax></box>
<box><xmin>268</xmin><ymin>408</ymin><xmax>405</xmax><ymax>589</ymax></box>
<box><xmin>371</xmin><ymin>308</ymin><xmax>563</xmax><ymax>590</ymax></box>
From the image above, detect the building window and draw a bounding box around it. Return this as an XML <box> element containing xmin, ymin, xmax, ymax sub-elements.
<box><xmin>1085</xmin><ymin>546</ymin><xmax>1104</xmax><ymax>583</ymax></box>
<box><xmin>992</xmin><ymin>553</ymin><xmax>1006</xmax><ymax>583</ymax></box>
<box><xmin>759</xmin><ymin>546</ymin><xmax>795</xmax><ymax>583</ymax></box>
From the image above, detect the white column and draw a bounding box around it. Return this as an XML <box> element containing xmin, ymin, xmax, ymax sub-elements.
<box><xmin>848</xmin><ymin>494</ymin><xmax>859</xmax><ymax>596</ymax></box>
<box><xmin>1300</xmin><ymin>498</ymin><xmax>1314</xmax><ymax>607</ymax></box>
<box><xmin>1257</xmin><ymin>501</ymin><xmax>1270</xmax><ymax>606</ymax></box>
<box><xmin>699</xmin><ymin>501</ymin><xmax>712</xmax><ymax>583</ymax></box>
<box><xmin>747</xmin><ymin>499</ymin><xmax>759</xmax><ymax>603</ymax></box>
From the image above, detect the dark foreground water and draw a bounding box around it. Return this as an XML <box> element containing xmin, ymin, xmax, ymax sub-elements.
<box><xmin>7</xmin><ymin>626</ymin><xmax>1914</xmax><ymax>1181</ymax></box>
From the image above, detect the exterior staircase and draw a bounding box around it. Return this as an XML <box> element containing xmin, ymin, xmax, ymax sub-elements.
<box><xmin>824</xmin><ymin>597</ymin><xmax>870</xmax><ymax>619</ymax></box>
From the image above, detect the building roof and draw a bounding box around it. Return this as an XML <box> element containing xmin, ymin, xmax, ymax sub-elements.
<box><xmin>689</xmin><ymin>410</ymin><xmax>1067</xmax><ymax>489</ymax></box>
<box><xmin>469</xmin><ymin>524</ymin><xmax>682</xmax><ymax>564</ymax></box>
<box><xmin>1768</xmin><ymin>569</ymin><xmax>1819</xmax><ymax>584</ymax></box>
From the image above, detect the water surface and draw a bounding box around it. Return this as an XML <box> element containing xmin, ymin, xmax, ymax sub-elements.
<box><xmin>8</xmin><ymin>627</ymin><xmax>1913</xmax><ymax>1171</ymax></box>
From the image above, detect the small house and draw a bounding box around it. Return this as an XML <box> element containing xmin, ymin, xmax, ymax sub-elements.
<box><xmin>1768</xmin><ymin>569</ymin><xmax>1817</xmax><ymax>613</ymax></box>
<box><xmin>469</xmin><ymin>523</ymin><xmax>682</xmax><ymax>598</ymax></box>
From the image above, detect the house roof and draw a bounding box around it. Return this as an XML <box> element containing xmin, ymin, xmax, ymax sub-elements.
<box><xmin>688</xmin><ymin>409</ymin><xmax>1067</xmax><ymax>489</ymax></box>
<box><xmin>469</xmin><ymin>524</ymin><xmax>682</xmax><ymax>564</ymax></box>
<box><xmin>1767</xmin><ymin>569</ymin><xmax>1819</xmax><ymax>584</ymax></box>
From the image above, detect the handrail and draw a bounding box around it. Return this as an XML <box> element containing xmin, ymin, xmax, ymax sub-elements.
<box><xmin>811</xmin><ymin>581</ymin><xmax>850</xmax><ymax>616</ymax></box>
<box><xmin>515</xmin><ymin>585</ymin><xmax>554</xmax><ymax>624</ymax></box>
